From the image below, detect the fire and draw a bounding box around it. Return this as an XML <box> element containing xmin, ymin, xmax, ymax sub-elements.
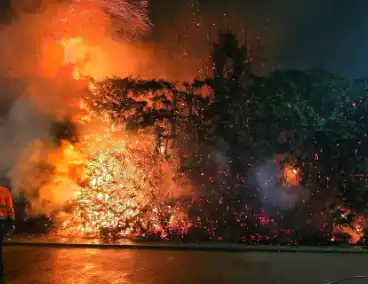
<box><xmin>10</xmin><ymin>139</ymin><xmax>85</xmax><ymax>216</ymax></box>
<box><xmin>7</xmin><ymin>0</ymin><xmax>193</xmax><ymax>239</ymax></box>
<box><xmin>5</xmin><ymin>1</ymin><xmax>368</xmax><ymax>245</ymax></box>
<box><xmin>58</xmin><ymin>36</ymin><xmax>94</xmax><ymax>80</ymax></box>
<box><xmin>51</xmin><ymin>57</ymin><xmax>193</xmax><ymax>238</ymax></box>
<box><xmin>12</xmin><ymin>112</ymin><xmax>193</xmax><ymax>239</ymax></box>
<box><xmin>7</xmin><ymin>0</ymin><xmax>151</xmax><ymax>80</ymax></box>
<box><xmin>73</xmin><ymin>67</ymin><xmax>81</xmax><ymax>80</ymax></box>
<box><xmin>333</xmin><ymin>206</ymin><xmax>367</xmax><ymax>244</ymax></box>
<box><xmin>55</xmin><ymin>125</ymin><xmax>192</xmax><ymax>238</ymax></box>
<box><xmin>283</xmin><ymin>164</ymin><xmax>300</xmax><ymax>187</ymax></box>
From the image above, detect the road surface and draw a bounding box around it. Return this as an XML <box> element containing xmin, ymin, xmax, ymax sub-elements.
<box><xmin>3</xmin><ymin>246</ymin><xmax>368</xmax><ymax>284</ymax></box>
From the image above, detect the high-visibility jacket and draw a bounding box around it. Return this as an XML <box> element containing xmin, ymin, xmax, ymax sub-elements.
<box><xmin>0</xmin><ymin>186</ymin><xmax>15</xmax><ymax>221</ymax></box>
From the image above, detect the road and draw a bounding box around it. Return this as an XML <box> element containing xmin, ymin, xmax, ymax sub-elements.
<box><xmin>3</xmin><ymin>246</ymin><xmax>368</xmax><ymax>284</ymax></box>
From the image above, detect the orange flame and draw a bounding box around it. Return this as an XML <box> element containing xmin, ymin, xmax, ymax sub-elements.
<box><xmin>333</xmin><ymin>206</ymin><xmax>367</xmax><ymax>244</ymax></box>
<box><xmin>283</xmin><ymin>164</ymin><xmax>300</xmax><ymax>187</ymax></box>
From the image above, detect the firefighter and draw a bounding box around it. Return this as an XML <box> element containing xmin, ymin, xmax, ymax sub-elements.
<box><xmin>0</xmin><ymin>186</ymin><xmax>15</xmax><ymax>284</ymax></box>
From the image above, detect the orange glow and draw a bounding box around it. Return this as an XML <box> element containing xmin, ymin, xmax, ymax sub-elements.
<box><xmin>283</xmin><ymin>164</ymin><xmax>300</xmax><ymax>187</ymax></box>
<box><xmin>72</xmin><ymin>67</ymin><xmax>81</xmax><ymax>80</ymax></box>
<box><xmin>54</xmin><ymin>125</ymin><xmax>192</xmax><ymax>238</ymax></box>
<box><xmin>12</xmin><ymin>107</ymin><xmax>193</xmax><ymax>238</ymax></box>
<box><xmin>6</xmin><ymin>0</ymin><xmax>192</xmax><ymax>239</ymax></box>
<box><xmin>333</xmin><ymin>206</ymin><xmax>367</xmax><ymax>244</ymax></box>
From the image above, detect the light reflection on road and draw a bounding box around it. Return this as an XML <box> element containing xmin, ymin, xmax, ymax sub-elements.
<box><xmin>4</xmin><ymin>247</ymin><xmax>368</xmax><ymax>284</ymax></box>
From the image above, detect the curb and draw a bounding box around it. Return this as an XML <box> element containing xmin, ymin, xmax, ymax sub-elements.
<box><xmin>4</xmin><ymin>241</ymin><xmax>368</xmax><ymax>253</ymax></box>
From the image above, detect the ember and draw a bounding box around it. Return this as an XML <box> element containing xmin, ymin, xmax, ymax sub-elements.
<box><xmin>3</xmin><ymin>0</ymin><xmax>368</xmax><ymax>245</ymax></box>
<box><xmin>56</xmin><ymin>129</ymin><xmax>192</xmax><ymax>238</ymax></box>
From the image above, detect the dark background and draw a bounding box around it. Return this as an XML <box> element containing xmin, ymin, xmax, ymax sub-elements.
<box><xmin>1</xmin><ymin>0</ymin><xmax>368</xmax><ymax>78</ymax></box>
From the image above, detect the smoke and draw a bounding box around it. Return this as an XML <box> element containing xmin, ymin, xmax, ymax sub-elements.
<box><xmin>0</xmin><ymin>0</ymin><xmax>152</xmax><ymax>193</ymax></box>
<box><xmin>0</xmin><ymin>0</ymin><xmax>214</xmax><ymax>83</ymax></box>
<box><xmin>4</xmin><ymin>0</ymin><xmax>368</xmax><ymax>78</ymax></box>
<box><xmin>0</xmin><ymin>0</ymin><xmax>200</xmax><ymax>224</ymax></box>
<box><xmin>0</xmin><ymin>95</ymin><xmax>51</xmax><ymax>168</ymax></box>
<box><xmin>0</xmin><ymin>0</ymin><xmax>347</xmax><ymax>223</ymax></box>
<box><xmin>9</xmin><ymin>139</ymin><xmax>79</xmax><ymax>216</ymax></box>
<box><xmin>0</xmin><ymin>1</ymin><xmax>157</xmax><ymax>78</ymax></box>
<box><xmin>207</xmin><ymin>138</ymin><xmax>309</xmax><ymax>212</ymax></box>
<box><xmin>248</xmin><ymin>158</ymin><xmax>309</xmax><ymax>212</ymax></box>
<box><xmin>0</xmin><ymin>0</ymin><xmax>202</xmax><ymax>187</ymax></box>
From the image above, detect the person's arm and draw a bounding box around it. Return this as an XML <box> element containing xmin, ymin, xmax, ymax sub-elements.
<box><xmin>5</xmin><ymin>191</ymin><xmax>15</xmax><ymax>226</ymax></box>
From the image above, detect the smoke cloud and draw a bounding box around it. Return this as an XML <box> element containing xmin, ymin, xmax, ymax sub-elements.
<box><xmin>3</xmin><ymin>0</ymin><xmax>368</xmax><ymax>77</ymax></box>
<box><xmin>0</xmin><ymin>0</ymin><xmax>199</xmax><ymax>222</ymax></box>
<box><xmin>1</xmin><ymin>0</ymin><xmax>364</xmax><ymax>222</ymax></box>
<box><xmin>0</xmin><ymin>0</ymin><xmax>203</xmax><ymax>188</ymax></box>
<box><xmin>0</xmin><ymin>0</ymin><xmax>150</xmax><ymax>176</ymax></box>
<box><xmin>0</xmin><ymin>95</ymin><xmax>51</xmax><ymax>174</ymax></box>
<box><xmin>248</xmin><ymin>158</ymin><xmax>309</xmax><ymax>213</ymax></box>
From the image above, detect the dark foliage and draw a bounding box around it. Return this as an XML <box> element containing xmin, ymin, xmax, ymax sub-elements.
<box><xmin>81</xmin><ymin>30</ymin><xmax>368</xmax><ymax>244</ymax></box>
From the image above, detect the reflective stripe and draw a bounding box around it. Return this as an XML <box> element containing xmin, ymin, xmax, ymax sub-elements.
<box><xmin>0</xmin><ymin>216</ymin><xmax>8</xmax><ymax>220</ymax></box>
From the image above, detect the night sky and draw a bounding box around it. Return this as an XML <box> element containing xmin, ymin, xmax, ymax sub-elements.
<box><xmin>150</xmin><ymin>0</ymin><xmax>368</xmax><ymax>78</ymax></box>
<box><xmin>1</xmin><ymin>0</ymin><xmax>368</xmax><ymax>78</ymax></box>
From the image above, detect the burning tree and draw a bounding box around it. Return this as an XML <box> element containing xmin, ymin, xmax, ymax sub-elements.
<box><xmin>58</xmin><ymin>129</ymin><xmax>193</xmax><ymax>239</ymax></box>
<box><xmin>4</xmin><ymin>0</ymin><xmax>368</xmax><ymax>244</ymax></box>
<box><xmin>11</xmin><ymin>80</ymin><xmax>194</xmax><ymax>239</ymax></box>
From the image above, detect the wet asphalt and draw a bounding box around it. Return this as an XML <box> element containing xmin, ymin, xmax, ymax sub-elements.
<box><xmin>3</xmin><ymin>246</ymin><xmax>368</xmax><ymax>284</ymax></box>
